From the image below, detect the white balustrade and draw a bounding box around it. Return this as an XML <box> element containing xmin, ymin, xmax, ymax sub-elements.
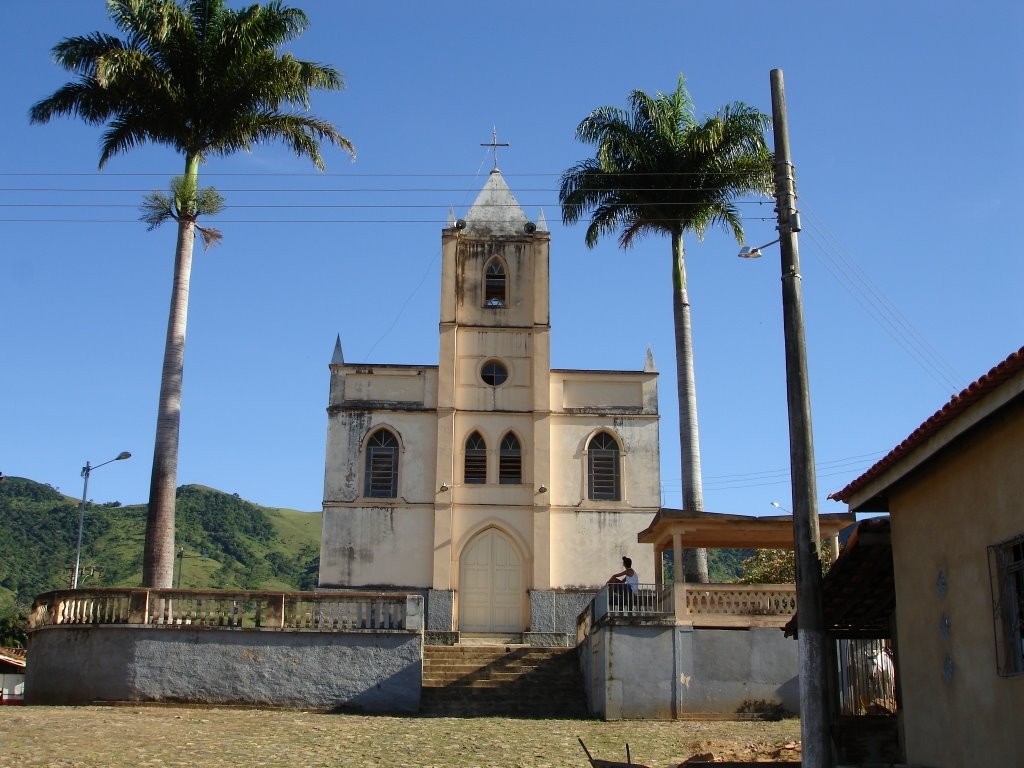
<box><xmin>579</xmin><ymin>582</ymin><xmax>799</xmax><ymax>636</ymax></box>
<box><xmin>29</xmin><ymin>589</ymin><xmax>421</xmax><ymax>633</ymax></box>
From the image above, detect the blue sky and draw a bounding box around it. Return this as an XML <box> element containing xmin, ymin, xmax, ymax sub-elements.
<box><xmin>2</xmin><ymin>1</ymin><xmax>1022</xmax><ymax>518</ymax></box>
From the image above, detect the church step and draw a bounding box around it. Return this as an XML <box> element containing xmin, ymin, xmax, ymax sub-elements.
<box><xmin>419</xmin><ymin>687</ymin><xmax>589</xmax><ymax>718</ymax></box>
<box><xmin>420</xmin><ymin>645</ymin><xmax>588</xmax><ymax>718</ymax></box>
<box><xmin>424</xmin><ymin>679</ymin><xmax>584</xmax><ymax>691</ymax></box>
<box><xmin>423</xmin><ymin>669</ymin><xmax>579</xmax><ymax>683</ymax></box>
<box><xmin>457</xmin><ymin>632</ymin><xmax>524</xmax><ymax>645</ymax></box>
<box><xmin>423</xmin><ymin>651</ymin><xmax>569</xmax><ymax>663</ymax></box>
<box><xmin>423</xmin><ymin>656</ymin><xmax>578</xmax><ymax>672</ymax></box>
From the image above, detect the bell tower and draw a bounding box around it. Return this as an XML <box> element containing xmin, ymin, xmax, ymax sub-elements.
<box><xmin>431</xmin><ymin>168</ymin><xmax>552</xmax><ymax>612</ymax></box>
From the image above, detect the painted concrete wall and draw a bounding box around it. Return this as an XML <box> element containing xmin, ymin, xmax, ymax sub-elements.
<box><xmin>581</xmin><ymin>621</ymin><xmax>800</xmax><ymax>719</ymax></box>
<box><xmin>322</xmin><ymin>376</ymin><xmax>439</xmax><ymax>505</ymax></box>
<box><xmin>548</xmin><ymin>409</ymin><xmax>661</xmax><ymax>511</ymax></box>
<box><xmin>549</xmin><ymin>509</ymin><xmax>655</xmax><ymax>588</ymax></box>
<box><xmin>26</xmin><ymin>627</ymin><xmax>422</xmax><ymax>712</ymax></box>
<box><xmin>320</xmin><ymin>506</ymin><xmax>435</xmax><ymax>588</ymax></box>
<box><xmin>1</xmin><ymin>673</ymin><xmax>24</xmax><ymax>702</ymax></box>
<box><xmin>886</xmin><ymin>406</ymin><xmax>1024</xmax><ymax>768</ymax></box>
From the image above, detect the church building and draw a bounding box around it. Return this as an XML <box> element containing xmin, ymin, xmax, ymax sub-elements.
<box><xmin>319</xmin><ymin>168</ymin><xmax>660</xmax><ymax>641</ymax></box>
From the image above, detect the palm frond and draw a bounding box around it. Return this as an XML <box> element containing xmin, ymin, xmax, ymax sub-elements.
<box><xmin>559</xmin><ymin>74</ymin><xmax>773</xmax><ymax>250</ymax></box>
<box><xmin>195</xmin><ymin>224</ymin><xmax>223</xmax><ymax>250</ymax></box>
<box><xmin>32</xmin><ymin>0</ymin><xmax>353</xmax><ymax>171</ymax></box>
<box><xmin>139</xmin><ymin>189</ymin><xmax>175</xmax><ymax>230</ymax></box>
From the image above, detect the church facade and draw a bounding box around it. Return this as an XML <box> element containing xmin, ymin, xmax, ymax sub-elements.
<box><xmin>319</xmin><ymin>169</ymin><xmax>659</xmax><ymax>640</ymax></box>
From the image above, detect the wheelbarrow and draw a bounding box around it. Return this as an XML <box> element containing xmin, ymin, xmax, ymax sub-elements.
<box><xmin>578</xmin><ymin>738</ymin><xmax>651</xmax><ymax>768</ymax></box>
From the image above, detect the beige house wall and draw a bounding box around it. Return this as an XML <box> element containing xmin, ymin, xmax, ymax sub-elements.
<box><xmin>887</xmin><ymin>406</ymin><xmax>1024</xmax><ymax>768</ymax></box>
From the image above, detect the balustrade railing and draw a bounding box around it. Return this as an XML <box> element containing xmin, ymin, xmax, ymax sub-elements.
<box><xmin>604</xmin><ymin>583</ymin><xmax>671</xmax><ymax>615</ymax></box>
<box><xmin>578</xmin><ymin>582</ymin><xmax>798</xmax><ymax>637</ymax></box>
<box><xmin>29</xmin><ymin>589</ymin><xmax>422</xmax><ymax>633</ymax></box>
<box><xmin>682</xmin><ymin>584</ymin><xmax>797</xmax><ymax>617</ymax></box>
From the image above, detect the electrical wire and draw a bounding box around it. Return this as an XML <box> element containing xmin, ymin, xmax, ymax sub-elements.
<box><xmin>800</xmin><ymin>206</ymin><xmax>965</xmax><ymax>394</ymax></box>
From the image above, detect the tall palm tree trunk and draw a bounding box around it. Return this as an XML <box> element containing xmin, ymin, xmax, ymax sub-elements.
<box><xmin>142</xmin><ymin>155</ymin><xmax>199</xmax><ymax>588</ymax></box>
<box><xmin>671</xmin><ymin>227</ymin><xmax>710</xmax><ymax>583</ymax></box>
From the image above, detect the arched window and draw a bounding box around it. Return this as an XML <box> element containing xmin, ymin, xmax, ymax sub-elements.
<box><xmin>484</xmin><ymin>258</ymin><xmax>507</xmax><ymax>307</ymax></box>
<box><xmin>365</xmin><ymin>429</ymin><xmax>399</xmax><ymax>498</ymax></box>
<box><xmin>587</xmin><ymin>432</ymin><xmax>621</xmax><ymax>501</ymax></box>
<box><xmin>465</xmin><ymin>431</ymin><xmax>487</xmax><ymax>484</ymax></box>
<box><xmin>499</xmin><ymin>433</ymin><xmax>522</xmax><ymax>484</ymax></box>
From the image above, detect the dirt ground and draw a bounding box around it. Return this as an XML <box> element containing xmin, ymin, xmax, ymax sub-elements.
<box><xmin>0</xmin><ymin>705</ymin><xmax>802</xmax><ymax>767</ymax></box>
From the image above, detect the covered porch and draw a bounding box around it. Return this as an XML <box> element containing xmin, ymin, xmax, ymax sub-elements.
<box><xmin>635</xmin><ymin>508</ymin><xmax>853</xmax><ymax>626</ymax></box>
<box><xmin>575</xmin><ymin>508</ymin><xmax>855</xmax><ymax>719</ymax></box>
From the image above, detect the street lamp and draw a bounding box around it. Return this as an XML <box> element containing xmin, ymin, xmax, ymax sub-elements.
<box><xmin>768</xmin><ymin>68</ymin><xmax>830</xmax><ymax>768</ymax></box>
<box><xmin>73</xmin><ymin>451</ymin><xmax>131</xmax><ymax>589</ymax></box>
<box><xmin>737</xmin><ymin>238</ymin><xmax>780</xmax><ymax>259</ymax></box>
<box><xmin>175</xmin><ymin>547</ymin><xmax>209</xmax><ymax>589</ymax></box>
<box><xmin>740</xmin><ymin>70</ymin><xmax>830</xmax><ymax>767</ymax></box>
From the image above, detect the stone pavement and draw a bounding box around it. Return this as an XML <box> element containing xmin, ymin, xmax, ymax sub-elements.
<box><xmin>0</xmin><ymin>705</ymin><xmax>802</xmax><ymax>767</ymax></box>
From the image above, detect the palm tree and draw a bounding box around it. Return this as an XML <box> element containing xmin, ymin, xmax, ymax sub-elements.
<box><xmin>560</xmin><ymin>76</ymin><xmax>771</xmax><ymax>582</ymax></box>
<box><xmin>30</xmin><ymin>0</ymin><xmax>354</xmax><ymax>588</ymax></box>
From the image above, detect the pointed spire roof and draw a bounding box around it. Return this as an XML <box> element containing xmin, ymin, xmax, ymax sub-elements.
<box><xmin>331</xmin><ymin>335</ymin><xmax>345</xmax><ymax>365</ymax></box>
<box><xmin>644</xmin><ymin>345</ymin><xmax>657</xmax><ymax>372</ymax></box>
<box><xmin>463</xmin><ymin>169</ymin><xmax>529</xmax><ymax>235</ymax></box>
<box><xmin>536</xmin><ymin>209</ymin><xmax>548</xmax><ymax>232</ymax></box>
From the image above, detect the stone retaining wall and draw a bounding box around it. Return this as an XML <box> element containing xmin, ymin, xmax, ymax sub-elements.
<box><xmin>27</xmin><ymin>625</ymin><xmax>422</xmax><ymax>712</ymax></box>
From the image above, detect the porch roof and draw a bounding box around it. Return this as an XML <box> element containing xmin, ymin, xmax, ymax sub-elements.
<box><xmin>785</xmin><ymin>516</ymin><xmax>895</xmax><ymax>638</ymax></box>
<box><xmin>637</xmin><ymin>507</ymin><xmax>855</xmax><ymax>550</ymax></box>
<box><xmin>0</xmin><ymin>647</ymin><xmax>26</xmax><ymax>671</ymax></box>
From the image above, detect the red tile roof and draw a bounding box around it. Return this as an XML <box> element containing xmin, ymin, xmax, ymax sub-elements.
<box><xmin>0</xmin><ymin>647</ymin><xmax>26</xmax><ymax>668</ymax></box>
<box><xmin>830</xmin><ymin>346</ymin><xmax>1024</xmax><ymax>504</ymax></box>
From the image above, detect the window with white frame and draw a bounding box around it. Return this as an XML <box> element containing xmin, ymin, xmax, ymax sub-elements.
<box><xmin>364</xmin><ymin>429</ymin><xmax>399</xmax><ymax>498</ymax></box>
<box><xmin>499</xmin><ymin>432</ymin><xmax>521</xmax><ymax>484</ymax></box>
<box><xmin>465</xmin><ymin>431</ymin><xmax>487</xmax><ymax>484</ymax></box>
<box><xmin>484</xmin><ymin>258</ymin><xmax>507</xmax><ymax>307</ymax></box>
<box><xmin>988</xmin><ymin>533</ymin><xmax>1024</xmax><ymax>676</ymax></box>
<box><xmin>587</xmin><ymin>432</ymin><xmax>621</xmax><ymax>501</ymax></box>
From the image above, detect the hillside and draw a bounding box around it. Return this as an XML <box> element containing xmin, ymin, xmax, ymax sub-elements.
<box><xmin>0</xmin><ymin>477</ymin><xmax>322</xmax><ymax>614</ymax></box>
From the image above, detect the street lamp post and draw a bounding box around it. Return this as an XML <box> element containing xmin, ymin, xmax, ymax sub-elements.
<box><xmin>769</xmin><ymin>68</ymin><xmax>830</xmax><ymax>768</ymax></box>
<box><xmin>739</xmin><ymin>70</ymin><xmax>830</xmax><ymax>767</ymax></box>
<box><xmin>73</xmin><ymin>451</ymin><xmax>131</xmax><ymax>589</ymax></box>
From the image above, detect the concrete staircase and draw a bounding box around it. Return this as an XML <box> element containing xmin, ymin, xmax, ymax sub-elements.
<box><xmin>421</xmin><ymin>643</ymin><xmax>590</xmax><ymax>718</ymax></box>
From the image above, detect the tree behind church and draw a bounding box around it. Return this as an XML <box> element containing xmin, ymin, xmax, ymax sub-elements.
<box><xmin>30</xmin><ymin>0</ymin><xmax>353</xmax><ymax>587</ymax></box>
<box><xmin>559</xmin><ymin>76</ymin><xmax>772</xmax><ymax>582</ymax></box>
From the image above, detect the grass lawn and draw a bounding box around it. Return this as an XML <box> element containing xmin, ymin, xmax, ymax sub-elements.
<box><xmin>0</xmin><ymin>706</ymin><xmax>802</xmax><ymax>767</ymax></box>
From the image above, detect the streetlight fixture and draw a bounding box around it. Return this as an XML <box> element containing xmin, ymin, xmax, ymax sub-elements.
<box><xmin>737</xmin><ymin>238</ymin><xmax>780</xmax><ymax>259</ymax></box>
<box><xmin>770</xmin><ymin>501</ymin><xmax>790</xmax><ymax>513</ymax></box>
<box><xmin>73</xmin><ymin>451</ymin><xmax>131</xmax><ymax>589</ymax></box>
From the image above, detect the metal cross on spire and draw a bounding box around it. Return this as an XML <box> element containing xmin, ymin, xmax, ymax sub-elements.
<box><xmin>481</xmin><ymin>128</ymin><xmax>509</xmax><ymax>171</ymax></box>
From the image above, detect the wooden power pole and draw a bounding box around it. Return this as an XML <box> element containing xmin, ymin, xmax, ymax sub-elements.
<box><xmin>770</xmin><ymin>68</ymin><xmax>831</xmax><ymax>768</ymax></box>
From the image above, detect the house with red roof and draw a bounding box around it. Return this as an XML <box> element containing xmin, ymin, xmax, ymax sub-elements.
<box><xmin>829</xmin><ymin>346</ymin><xmax>1024</xmax><ymax>767</ymax></box>
<box><xmin>0</xmin><ymin>647</ymin><xmax>26</xmax><ymax>704</ymax></box>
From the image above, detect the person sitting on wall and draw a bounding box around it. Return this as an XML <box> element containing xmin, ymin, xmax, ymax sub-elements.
<box><xmin>607</xmin><ymin>556</ymin><xmax>638</xmax><ymax>610</ymax></box>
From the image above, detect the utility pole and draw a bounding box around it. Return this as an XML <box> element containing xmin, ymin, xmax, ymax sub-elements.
<box><xmin>770</xmin><ymin>68</ymin><xmax>831</xmax><ymax>768</ymax></box>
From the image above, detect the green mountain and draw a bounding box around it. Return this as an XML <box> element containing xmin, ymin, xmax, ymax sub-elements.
<box><xmin>0</xmin><ymin>477</ymin><xmax>322</xmax><ymax>615</ymax></box>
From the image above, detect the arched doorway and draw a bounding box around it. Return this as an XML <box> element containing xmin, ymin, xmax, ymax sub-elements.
<box><xmin>459</xmin><ymin>528</ymin><xmax>524</xmax><ymax>632</ymax></box>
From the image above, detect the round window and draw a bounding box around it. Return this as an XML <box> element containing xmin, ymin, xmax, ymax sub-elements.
<box><xmin>481</xmin><ymin>360</ymin><xmax>508</xmax><ymax>386</ymax></box>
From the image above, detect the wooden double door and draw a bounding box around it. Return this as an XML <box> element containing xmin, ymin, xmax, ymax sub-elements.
<box><xmin>459</xmin><ymin>528</ymin><xmax>524</xmax><ymax>632</ymax></box>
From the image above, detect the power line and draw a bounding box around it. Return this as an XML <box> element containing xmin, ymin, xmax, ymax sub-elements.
<box><xmin>0</xmin><ymin>170</ymin><xmax>780</xmax><ymax>178</ymax></box>
<box><xmin>800</xmin><ymin>206</ymin><xmax>965</xmax><ymax>394</ymax></box>
<box><xmin>659</xmin><ymin>449</ymin><xmax>887</xmax><ymax>492</ymax></box>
